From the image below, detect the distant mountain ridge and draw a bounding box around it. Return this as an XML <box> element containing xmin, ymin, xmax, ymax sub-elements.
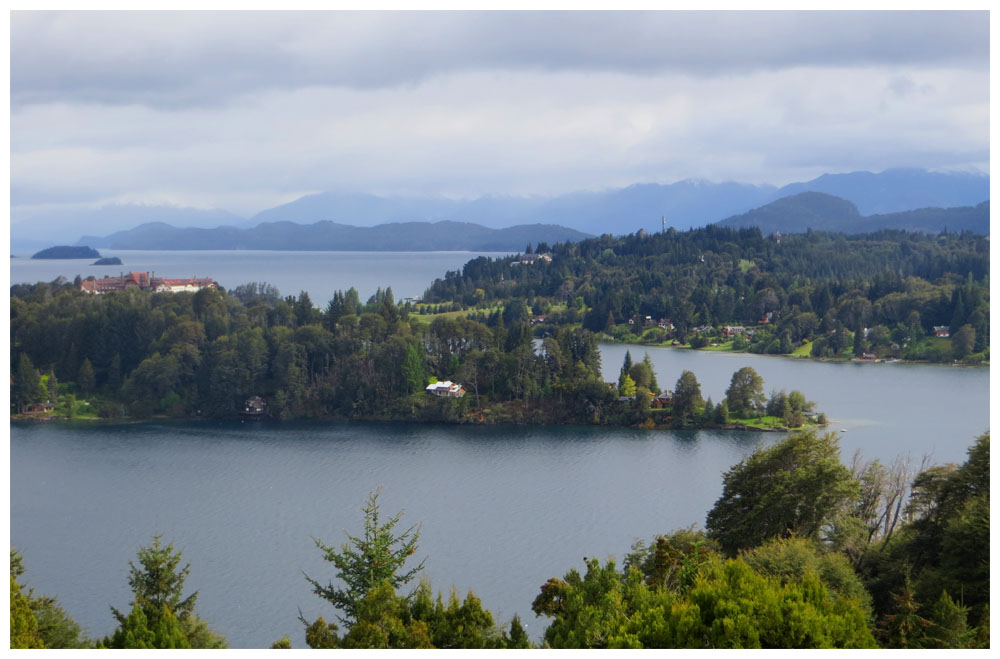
<box><xmin>714</xmin><ymin>192</ymin><xmax>990</xmax><ymax>235</ymax></box>
<box><xmin>246</xmin><ymin>168</ymin><xmax>988</xmax><ymax>235</ymax></box>
<box><xmin>76</xmin><ymin>220</ymin><xmax>593</xmax><ymax>252</ymax></box>
<box><xmin>11</xmin><ymin>168</ymin><xmax>989</xmax><ymax>249</ymax></box>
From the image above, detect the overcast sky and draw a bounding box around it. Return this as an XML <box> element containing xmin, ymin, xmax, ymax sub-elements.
<box><xmin>10</xmin><ymin>10</ymin><xmax>990</xmax><ymax>220</ymax></box>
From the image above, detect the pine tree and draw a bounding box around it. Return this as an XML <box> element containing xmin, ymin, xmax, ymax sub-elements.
<box><xmin>46</xmin><ymin>369</ymin><xmax>58</xmax><ymax>403</ymax></box>
<box><xmin>12</xmin><ymin>353</ymin><xmax>41</xmax><ymax>413</ymax></box>
<box><xmin>108</xmin><ymin>536</ymin><xmax>225</xmax><ymax>648</ymax></box>
<box><xmin>106</xmin><ymin>353</ymin><xmax>122</xmax><ymax>392</ymax></box>
<box><xmin>923</xmin><ymin>590</ymin><xmax>974</xmax><ymax>648</ymax></box>
<box><xmin>77</xmin><ymin>358</ymin><xmax>96</xmax><ymax>396</ymax></box>
<box><xmin>401</xmin><ymin>343</ymin><xmax>428</xmax><ymax>394</ymax></box>
<box><xmin>305</xmin><ymin>488</ymin><xmax>425</xmax><ymax>625</ymax></box>
<box><xmin>504</xmin><ymin>615</ymin><xmax>532</xmax><ymax>648</ymax></box>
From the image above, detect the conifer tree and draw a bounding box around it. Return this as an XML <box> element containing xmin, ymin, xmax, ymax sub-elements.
<box><xmin>77</xmin><ymin>358</ymin><xmax>96</xmax><ymax>396</ymax></box>
<box><xmin>305</xmin><ymin>488</ymin><xmax>425</xmax><ymax>625</ymax></box>
<box><xmin>107</xmin><ymin>536</ymin><xmax>225</xmax><ymax>649</ymax></box>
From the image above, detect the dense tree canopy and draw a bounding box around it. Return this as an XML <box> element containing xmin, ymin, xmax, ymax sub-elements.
<box><xmin>705</xmin><ymin>431</ymin><xmax>859</xmax><ymax>555</ymax></box>
<box><xmin>420</xmin><ymin>226</ymin><xmax>988</xmax><ymax>362</ymax></box>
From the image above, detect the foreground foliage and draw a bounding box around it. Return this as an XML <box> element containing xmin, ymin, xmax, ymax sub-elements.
<box><xmin>101</xmin><ymin>536</ymin><xmax>227</xmax><ymax>649</ymax></box>
<box><xmin>10</xmin><ymin>434</ymin><xmax>988</xmax><ymax>649</ymax></box>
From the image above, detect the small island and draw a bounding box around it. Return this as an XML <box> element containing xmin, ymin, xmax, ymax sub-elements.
<box><xmin>31</xmin><ymin>245</ymin><xmax>101</xmax><ymax>259</ymax></box>
<box><xmin>92</xmin><ymin>257</ymin><xmax>123</xmax><ymax>266</ymax></box>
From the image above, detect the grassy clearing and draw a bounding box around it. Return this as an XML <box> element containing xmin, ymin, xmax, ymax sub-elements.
<box><xmin>411</xmin><ymin>305</ymin><xmax>504</xmax><ymax>324</ymax></box>
<box><xmin>791</xmin><ymin>341</ymin><xmax>813</xmax><ymax>357</ymax></box>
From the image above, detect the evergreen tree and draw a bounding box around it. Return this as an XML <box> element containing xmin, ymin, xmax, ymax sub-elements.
<box><xmin>105</xmin><ymin>353</ymin><xmax>122</xmax><ymax>392</ymax></box>
<box><xmin>853</xmin><ymin>324</ymin><xmax>867</xmax><ymax>357</ymax></box>
<box><xmin>401</xmin><ymin>343</ymin><xmax>428</xmax><ymax>394</ymax></box>
<box><xmin>109</xmin><ymin>536</ymin><xmax>225</xmax><ymax>648</ymax></box>
<box><xmin>77</xmin><ymin>357</ymin><xmax>96</xmax><ymax>396</ymax></box>
<box><xmin>46</xmin><ymin>368</ymin><xmax>58</xmax><ymax>403</ymax></box>
<box><xmin>305</xmin><ymin>488</ymin><xmax>425</xmax><ymax>625</ymax></box>
<box><xmin>922</xmin><ymin>590</ymin><xmax>974</xmax><ymax>649</ymax></box>
<box><xmin>12</xmin><ymin>353</ymin><xmax>41</xmax><ymax>413</ymax></box>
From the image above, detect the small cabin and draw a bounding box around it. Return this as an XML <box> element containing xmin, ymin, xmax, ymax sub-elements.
<box><xmin>933</xmin><ymin>325</ymin><xmax>951</xmax><ymax>338</ymax></box>
<box><xmin>241</xmin><ymin>396</ymin><xmax>266</xmax><ymax>417</ymax></box>
<box><xmin>651</xmin><ymin>393</ymin><xmax>673</xmax><ymax>409</ymax></box>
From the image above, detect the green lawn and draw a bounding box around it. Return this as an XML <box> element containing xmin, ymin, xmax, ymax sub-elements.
<box><xmin>791</xmin><ymin>341</ymin><xmax>813</xmax><ymax>357</ymax></box>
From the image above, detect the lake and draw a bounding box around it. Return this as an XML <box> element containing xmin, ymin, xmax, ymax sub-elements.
<box><xmin>10</xmin><ymin>344</ymin><xmax>988</xmax><ymax>648</ymax></box>
<box><xmin>9</xmin><ymin>249</ymin><xmax>510</xmax><ymax>304</ymax></box>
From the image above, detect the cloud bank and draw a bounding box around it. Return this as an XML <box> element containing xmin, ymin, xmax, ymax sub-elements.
<box><xmin>10</xmin><ymin>10</ymin><xmax>989</xmax><ymax>225</ymax></box>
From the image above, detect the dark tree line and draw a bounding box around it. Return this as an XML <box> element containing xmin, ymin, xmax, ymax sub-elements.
<box><xmin>9</xmin><ymin>280</ymin><xmax>621</xmax><ymax>423</ymax></box>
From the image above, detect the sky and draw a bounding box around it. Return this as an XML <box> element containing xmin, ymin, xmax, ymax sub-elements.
<box><xmin>9</xmin><ymin>10</ymin><xmax>991</xmax><ymax>223</ymax></box>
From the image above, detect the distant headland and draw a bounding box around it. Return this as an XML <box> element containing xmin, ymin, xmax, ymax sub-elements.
<box><xmin>31</xmin><ymin>245</ymin><xmax>101</xmax><ymax>259</ymax></box>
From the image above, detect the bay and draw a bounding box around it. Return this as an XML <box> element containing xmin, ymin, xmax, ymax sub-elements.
<box><xmin>10</xmin><ymin>346</ymin><xmax>988</xmax><ymax>648</ymax></box>
<box><xmin>9</xmin><ymin>249</ymin><xmax>509</xmax><ymax>303</ymax></box>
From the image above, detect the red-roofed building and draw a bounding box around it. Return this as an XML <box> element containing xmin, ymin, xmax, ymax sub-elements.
<box><xmin>80</xmin><ymin>272</ymin><xmax>217</xmax><ymax>295</ymax></box>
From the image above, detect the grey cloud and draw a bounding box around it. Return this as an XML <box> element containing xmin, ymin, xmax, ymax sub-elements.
<box><xmin>11</xmin><ymin>10</ymin><xmax>988</xmax><ymax>109</ymax></box>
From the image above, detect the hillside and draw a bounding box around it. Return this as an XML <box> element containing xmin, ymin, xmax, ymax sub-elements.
<box><xmin>714</xmin><ymin>193</ymin><xmax>989</xmax><ymax>235</ymax></box>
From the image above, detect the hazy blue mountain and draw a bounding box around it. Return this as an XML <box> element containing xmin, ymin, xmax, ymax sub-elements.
<box><xmin>12</xmin><ymin>203</ymin><xmax>245</xmax><ymax>250</ymax></box>
<box><xmin>243</xmin><ymin>169</ymin><xmax>988</xmax><ymax>236</ymax></box>
<box><xmin>14</xmin><ymin>169</ymin><xmax>989</xmax><ymax>249</ymax></box>
<box><xmin>776</xmin><ymin>168</ymin><xmax>990</xmax><ymax>215</ymax></box>
<box><xmin>76</xmin><ymin>220</ymin><xmax>592</xmax><ymax>251</ymax></box>
<box><xmin>248</xmin><ymin>181</ymin><xmax>779</xmax><ymax>235</ymax></box>
<box><xmin>714</xmin><ymin>192</ymin><xmax>989</xmax><ymax>235</ymax></box>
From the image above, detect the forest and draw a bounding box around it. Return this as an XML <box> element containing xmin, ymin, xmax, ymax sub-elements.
<box><xmin>422</xmin><ymin>226</ymin><xmax>989</xmax><ymax>362</ymax></box>
<box><xmin>10</xmin><ymin>278</ymin><xmax>821</xmax><ymax>430</ymax></box>
<box><xmin>12</xmin><ymin>432</ymin><xmax>989</xmax><ymax>648</ymax></box>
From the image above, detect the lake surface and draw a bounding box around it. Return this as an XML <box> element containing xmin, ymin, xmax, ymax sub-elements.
<box><xmin>10</xmin><ymin>346</ymin><xmax>988</xmax><ymax>648</ymax></box>
<box><xmin>9</xmin><ymin>249</ymin><xmax>509</xmax><ymax>303</ymax></box>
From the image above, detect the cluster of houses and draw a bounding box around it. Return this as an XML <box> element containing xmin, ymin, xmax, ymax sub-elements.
<box><xmin>628</xmin><ymin>315</ymin><xmax>675</xmax><ymax>331</ymax></box>
<box><xmin>79</xmin><ymin>271</ymin><xmax>218</xmax><ymax>295</ymax></box>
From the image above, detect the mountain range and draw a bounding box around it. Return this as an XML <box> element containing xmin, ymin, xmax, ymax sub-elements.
<box><xmin>75</xmin><ymin>220</ymin><xmax>592</xmax><ymax>252</ymax></box>
<box><xmin>10</xmin><ymin>168</ymin><xmax>989</xmax><ymax>250</ymax></box>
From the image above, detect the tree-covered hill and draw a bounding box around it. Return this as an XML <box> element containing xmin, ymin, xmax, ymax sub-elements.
<box><xmin>713</xmin><ymin>193</ymin><xmax>989</xmax><ymax>235</ymax></box>
<box><xmin>421</xmin><ymin>226</ymin><xmax>988</xmax><ymax>362</ymax></box>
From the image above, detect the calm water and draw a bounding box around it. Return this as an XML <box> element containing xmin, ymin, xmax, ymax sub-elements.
<box><xmin>10</xmin><ymin>346</ymin><xmax>988</xmax><ymax>648</ymax></box>
<box><xmin>9</xmin><ymin>249</ymin><xmax>509</xmax><ymax>303</ymax></box>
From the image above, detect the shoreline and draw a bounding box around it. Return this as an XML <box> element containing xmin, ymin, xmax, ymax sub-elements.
<box><xmin>9</xmin><ymin>412</ymin><xmax>828</xmax><ymax>434</ymax></box>
<box><xmin>595</xmin><ymin>337</ymin><xmax>990</xmax><ymax>369</ymax></box>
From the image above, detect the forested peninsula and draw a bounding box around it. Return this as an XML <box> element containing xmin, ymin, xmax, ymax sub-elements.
<box><xmin>10</xmin><ymin>276</ymin><xmax>818</xmax><ymax>430</ymax></box>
